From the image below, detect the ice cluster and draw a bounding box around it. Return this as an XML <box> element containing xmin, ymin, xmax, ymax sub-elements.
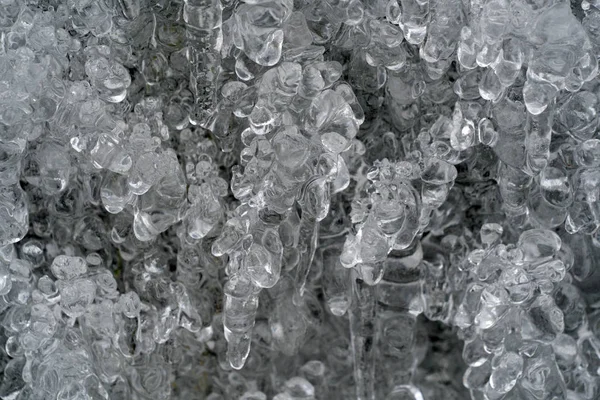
<box><xmin>2</xmin><ymin>0</ymin><xmax>600</xmax><ymax>399</ymax></box>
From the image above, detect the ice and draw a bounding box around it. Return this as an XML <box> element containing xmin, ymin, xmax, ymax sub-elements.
<box><xmin>0</xmin><ymin>184</ymin><xmax>28</xmax><ymax>246</ymax></box>
<box><xmin>1</xmin><ymin>0</ymin><xmax>600</xmax><ymax>398</ymax></box>
<box><xmin>50</xmin><ymin>255</ymin><xmax>88</xmax><ymax>280</ymax></box>
<box><xmin>233</xmin><ymin>0</ymin><xmax>292</xmax><ymax>66</ymax></box>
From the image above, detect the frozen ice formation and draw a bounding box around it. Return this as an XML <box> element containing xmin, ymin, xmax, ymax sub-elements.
<box><xmin>3</xmin><ymin>0</ymin><xmax>600</xmax><ymax>399</ymax></box>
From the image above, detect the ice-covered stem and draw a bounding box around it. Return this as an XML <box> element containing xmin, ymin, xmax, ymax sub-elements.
<box><xmin>223</xmin><ymin>273</ymin><xmax>260</xmax><ymax>370</ymax></box>
<box><xmin>180</xmin><ymin>136</ymin><xmax>230</xmax><ymax>241</ymax></box>
<box><xmin>419</xmin><ymin>0</ymin><xmax>466</xmax><ymax>79</ymax></box>
<box><xmin>293</xmin><ymin>212</ymin><xmax>319</xmax><ymax>302</ymax></box>
<box><xmin>339</xmin><ymin>153</ymin><xmax>458</xmax><ymax>399</ymax></box>
<box><xmin>212</xmin><ymin>205</ymin><xmax>285</xmax><ymax>369</ymax></box>
<box><xmin>376</xmin><ymin>284</ymin><xmax>423</xmax><ymax>396</ymax></box>
<box><xmin>341</xmin><ymin>157</ymin><xmax>456</xmax><ymax>280</ymax></box>
<box><xmin>184</xmin><ymin>0</ymin><xmax>223</xmax><ymax>128</ymax></box>
<box><xmin>524</xmin><ymin>103</ymin><xmax>554</xmax><ymax>175</ymax></box>
<box><xmin>211</xmin><ymin>54</ymin><xmax>363</xmax><ymax>368</ymax></box>
<box><xmin>349</xmin><ymin>275</ymin><xmax>377</xmax><ymax>400</ymax></box>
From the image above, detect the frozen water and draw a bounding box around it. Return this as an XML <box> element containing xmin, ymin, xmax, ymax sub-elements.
<box><xmin>0</xmin><ymin>0</ymin><xmax>599</xmax><ymax>399</ymax></box>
